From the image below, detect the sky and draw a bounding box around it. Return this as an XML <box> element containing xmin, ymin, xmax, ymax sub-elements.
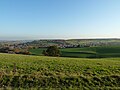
<box><xmin>0</xmin><ymin>0</ymin><xmax>120</xmax><ymax>40</ymax></box>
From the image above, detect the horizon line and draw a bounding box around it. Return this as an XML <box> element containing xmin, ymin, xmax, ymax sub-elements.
<box><xmin>0</xmin><ymin>37</ymin><xmax>120</xmax><ymax>41</ymax></box>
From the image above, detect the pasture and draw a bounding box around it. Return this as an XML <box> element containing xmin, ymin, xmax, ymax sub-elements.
<box><xmin>29</xmin><ymin>46</ymin><xmax>120</xmax><ymax>58</ymax></box>
<box><xmin>0</xmin><ymin>53</ymin><xmax>120</xmax><ymax>89</ymax></box>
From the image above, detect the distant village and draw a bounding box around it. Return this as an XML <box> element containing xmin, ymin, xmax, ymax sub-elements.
<box><xmin>0</xmin><ymin>39</ymin><xmax>120</xmax><ymax>55</ymax></box>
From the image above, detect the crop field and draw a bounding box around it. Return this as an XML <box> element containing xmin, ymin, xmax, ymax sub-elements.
<box><xmin>0</xmin><ymin>53</ymin><xmax>120</xmax><ymax>89</ymax></box>
<box><xmin>29</xmin><ymin>46</ymin><xmax>120</xmax><ymax>58</ymax></box>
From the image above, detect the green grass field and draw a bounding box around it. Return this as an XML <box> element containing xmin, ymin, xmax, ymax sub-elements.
<box><xmin>0</xmin><ymin>53</ymin><xmax>120</xmax><ymax>89</ymax></box>
<box><xmin>29</xmin><ymin>46</ymin><xmax>120</xmax><ymax>58</ymax></box>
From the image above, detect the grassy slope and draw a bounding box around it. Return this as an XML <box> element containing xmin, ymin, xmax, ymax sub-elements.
<box><xmin>29</xmin><ymin>48</ymin><xmax>46</xmax><ymax>55</ymax></box>
<box><xmin>61</xmin><ymin>46</ymin><xmax>120</xmax><ymax>58</ymax></box>
<box><xmin>0</xmin><ymin>53</ymin><xmax>120</xmax><ymax>89</ymax></box>
<box><xmin>29</xmin><ymin>46</ymin><xmax>120</xmax><ymax>58</ymax></box>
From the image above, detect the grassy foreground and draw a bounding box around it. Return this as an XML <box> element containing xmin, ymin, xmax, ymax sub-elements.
<box><xmin>0</xmin><ymin>53</ymin><xmax>120</xmax><ymax>89</ymax></box>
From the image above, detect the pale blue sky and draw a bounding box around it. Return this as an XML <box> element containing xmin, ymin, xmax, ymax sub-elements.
<box><xmin>0</xmin><ymin>0</ymin><xmax>120</xmax><ymax>40</ymax></box>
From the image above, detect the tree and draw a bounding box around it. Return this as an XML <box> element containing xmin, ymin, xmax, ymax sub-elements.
<box><xmin>42</xmin><ymin>50</ymin><xmax>48</xmax><ymax>56</ymax></box>
<box><xmin>42</xmin><ymin>46</ymin><xmax>60</xmax><ymax>57</ymax></box>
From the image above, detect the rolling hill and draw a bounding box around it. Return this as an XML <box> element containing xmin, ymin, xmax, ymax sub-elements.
<box><xmin>29</xmin><ymin>46</ymin><xmax>120</xmax><ymax>58</ymax></box>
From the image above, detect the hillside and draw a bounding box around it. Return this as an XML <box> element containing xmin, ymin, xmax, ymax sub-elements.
<box><xmin>0</xmin><ymin>39</ymin><xmax>120</xmax><ymax>57</ymax></box>
<box><xmin>1</xmin><ymin>39</ymin><xmax>119</xmax><ymax>48</ymax></box>
<box><xmin>26</xmin><ymin>39</ymin><xmax>120</xmax><ymax>48</ymax></box>
<box><xmin>29</xmin><ymin>46</ymin><xmax>120</xmax><ymax>58</ymax></box>
<box><xmin>0</xmin><ymin>53</ymin><xmax>120</xmax><ymax>89</ymax></box>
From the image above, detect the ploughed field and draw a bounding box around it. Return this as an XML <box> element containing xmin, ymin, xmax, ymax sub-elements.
<box><xmin>29</xmin><ymin>46</ymin><xmax>120</xmax><ymax>58</ymax></box>
<box><xmin>0</xmin><ymin>53</ymin><xmax>120</xmax><ymax>89</ymax></box>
